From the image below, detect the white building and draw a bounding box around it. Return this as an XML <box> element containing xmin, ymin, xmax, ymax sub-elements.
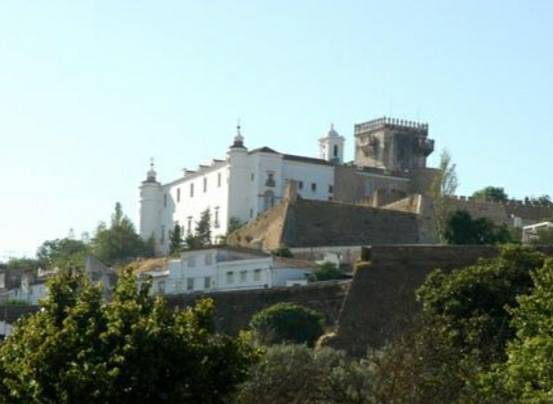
<box><xmin>139</xmin><ymin>117</ymin><xmax>438</xmax><ymax>254</ymax></box>
<box><xmin>140</xmin><ymin>246</ymin><xmax>312</xmax><ymax>295</ymax></box>
<box><xmin>522</xmin><ymin>221</ymin><xmax>553</xmax><ymax>243</ymax></box>
<box><xmin>140</xmin><ymin>124</ymin><xmax>341</xmax><ymax>254</ymax></box>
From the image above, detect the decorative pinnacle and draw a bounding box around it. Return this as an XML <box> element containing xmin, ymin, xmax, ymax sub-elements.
<box><xmin>150</xmin><ymin>157</ymin><xmax>154</xmax><ymax>170</ymax></box>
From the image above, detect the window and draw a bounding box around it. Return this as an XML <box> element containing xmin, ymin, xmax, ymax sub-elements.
<box><xmin>328</xmin><ymin>185</ymin><xmax>334</xmax><ymax>193</ymax></box>
<box><xmin>203</xmin><ymin>177</ymin><xmax>207</xmax><ymax>193</ymax></box>
<box><xmin>253</xmin><ymin>269</ymin><xmax>262</xmax><ymax>282</ymax></box>
<box><xmin>187</xmin><ymin>217</ymin><xmax>192</xmax><ymax>235</ymax></box>
<box><xmin>163</xmin><ymin>193</ymin><xmax>168</xmax><ymax>207</ymax></box>
<box><xmin>204</xmin><ymin>276</ymin><xmax>212</xmax><ymax>289</ymax></box>
<box><xmin>265</xmin><ymin>172</ymin><xmax>275</xmax><ymax>187</ymax></box>
<box><xmin>160</xmin><ymin>225</ymin><xmax>166</xmax><ymax>244</ymax></box>
<box><xmin>249</xmin><ymin>208</ymin><xmax>253</xmax><ymax>218</ymax></box>
<box><xmin>298</xmin><ymin>181</ymin><xmax>304</xmax><ymax>190</ymax></box>
<box><xmin>214</xmin><ymin>207</ymin><xmax>220</xmax><ymax>228</ymax></box>
<box><xmin>187</xmin><ymin>278</ymin><xmax>194</xmax><ymax>291</ymax></box>
<box><xmin>333</xmin><ymin>145</ymin><xmax>338</xmax><ymax>157</ymax></box>
<box><xmin>217</xmin><ymin>172</ymin><xmax>222</xmax><ymax>187</ymax></box>
<box><xmin>240</xmin><ymin>270</ymin><xmax>248</xmax><ymax>283</ymax></box>
<box><xmin>190</xmin><ymin>183</ymin><xmax>194</xmax><ymax>197</ymax></box>
<box><xmin>311</xmin><ymin>182</ymin><xmax>317</xmax><ymax>192</ymax></box>
<box><xmin>175</xmin><ymin>280</ymin><xmax>183</xmax><ymax>292</ymax></box>
<box><xmin>187</xmin><ymin>255</ymin><xmax>196</xmax><ymax>267</ymax></box>
<box><xmin>251</xmin><ymin>173</ymin><xmax>255</xmax><ymax>181</ymax></box>
<box><xmin>364</xmin><ymin>182</ymin><xmax>372</xmax><ymax>196</ymax></box>
<box><xmin>205</xmin><ymin>253</ymin><xmax>213</xmax><ymax>265</ymax></box>
<box><xmin>226</xmin><ymin>271</ymin><xmax>234</xmax><ymax>284</ymax></box>
<box><xmin>177</xmin><ymin>188</ymin><xmax>181</xmax><ymax>202</ymax></box>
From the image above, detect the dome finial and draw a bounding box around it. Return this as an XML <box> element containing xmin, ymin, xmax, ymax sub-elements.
<box><xmin>146</xmin><ymin>157</ymin><xmax>157</xmax><ymax>182</ymax></box>
<box><xmin>231</xmin><ymin>118</ymin><xmax>245</xmax><ymax>149</ymax></box>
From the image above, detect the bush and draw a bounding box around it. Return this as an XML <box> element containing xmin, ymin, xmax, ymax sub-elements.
<box><xmin>235</xmin><ymin>344</ymin><xmax>373</xmax><ymax>404</ymax></box>
<box><xmin>271</xmin><ymin>247</ymin><xmax>293</xmax><ymax>258</ymax></box>
<box><xmin>250</xmin><ymin>303</ymin><xmax>324</xmax><ymax>347</ymax></box>
<box><xmin>311</xmin><ymin>262</ymin><xmax>344</xmax><ymax>281</ymax></box>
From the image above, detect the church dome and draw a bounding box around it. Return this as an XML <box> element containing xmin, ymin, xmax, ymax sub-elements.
<box><xmin>325</xmin><ymin>123</ymin><xmax>340</xmax><ymax>138</ymax></box>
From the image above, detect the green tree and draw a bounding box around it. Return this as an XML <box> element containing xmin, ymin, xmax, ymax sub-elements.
<box><xmin>36</xmin><ymin>237</ymin><xmax>90</xmax><ymax>269</ymax></box>
<box><xmin>472</xmin><ymin>186</ymin><xmax>509</xmax><ymax>202</ymax></box>
<box><xmin>429</xmin><ymin>149</ymin><xmax>458</xmax><ymax>243</ymax></box>
<box><xmin>311</xmin><ymin>262</ymin><xmax>344</xmax><ymax>281</ymax></box>
<box><xmin>478</xmin><ymin>259</ymin><xmax>553</xmax><ymax>402</ymax></box>
<box><xmin>168</xmin><ymin>223</ymin><xmax>184</xmax><ymax>255</ymax></box>
<box><xmin>185</xmin><ymin>208</ymin><xmax>212</xmax><ymax>249</ymax></box>
<box><xmin>0</xmin><ymin>267</ymin><xmax>258</xmax><ymax>403</ymax></box>
<box><xmin>227</xmin><ymin>216</ymin><xmax>244</xmax><ymax>235</ymax></box>
<box><xmin>91</xmin><ymin>203</ymin><xmax>147</xmax><ymax>265</ymax></box>
<box><xmin>444</xmin><ymin>210</ymin><xmax>512</xmax><ymax>245</ymax></box>
<box><xmin>236</xmin><ymin>344</ymin><xmax>373</xmax><ymax>404</ymax></box>
<box><xmin>250</xmin><ymin>303</ymin><xmax>324</xmax><ymax>347</ymax></box>
<box><xmin>5</xmin><ymin>257</ymin><xmax>39</xmax><ymax>271</ymax></box>
<box><xmin>412</xmin><ymin>245</ymin><xmax>546</xmax><ymax>400</ymax></box>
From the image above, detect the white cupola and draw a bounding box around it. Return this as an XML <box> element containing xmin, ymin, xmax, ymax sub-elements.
<box><xmin>319</xmin><ymin>123</ymin><xmax>345</xmax><ymax>164</ymax></box>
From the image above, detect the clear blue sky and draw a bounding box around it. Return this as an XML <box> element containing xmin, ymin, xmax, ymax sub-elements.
<box><xmin>1</xmin><ymin>0</ymin><xmax>552</xmax><ymax>258</ymax></box>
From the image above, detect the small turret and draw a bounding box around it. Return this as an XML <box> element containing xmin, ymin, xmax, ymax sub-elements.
<box><xmin>230</xmin><ymin>122</ymin><xmax>246</xmax><ymax>149</ymax></box>
<box><xmin>139</xmin><ymin>158</ymin><xmax>163</xmax><ymax>252</ymax></box>
<box><xmin>319</xmin><ymin>123</ymin><xmax>345</xmax><ymax>164</ymax></box>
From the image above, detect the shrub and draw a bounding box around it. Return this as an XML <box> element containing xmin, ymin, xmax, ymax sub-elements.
<box><xmin>235</xmin><ymin>344</ymin><xmax>373</xmax><ymax>404</ymax></box>
<box><xmin>250</xmin><ymin>303</ymin><xmax>324</xmax><ymax>347</ymax></box>
<box><xmin>271</xmin><ymin>247</ymin><xmax>294</xmax><ymax>258</ymax></box>
<box><xmin>311</xmin><ymin>261</ymin><xmax>344</xmax><ymax>281</ymax></box>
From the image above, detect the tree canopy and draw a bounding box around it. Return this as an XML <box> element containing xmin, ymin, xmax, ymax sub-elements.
<box><xmin>472</xmin><ymin>186</ymin><xmax>509</xmax><ymax>202</ymax></box>
<box><xmin>444</xmin><ymin>210</ymin><xmax>512</xmax><ymax>245</ymax></box>
<box><xmin>36</xmin><ymin>238</ymin><xmax>90</xmax><ymax>269</ymax></box>
<box><xmin>0</xmin><ymin>267</ymin><xmax>258</xmax><ymax>403</ymax></box>
<box><xmin>91</xmin><ymin>202</ymin><xmax>151</xmax><ymax>266</ymax></box>
<box><xmin>250</xmin><ymin>303</ymin><xmax>324</xmax><ymax>347</ymax></box>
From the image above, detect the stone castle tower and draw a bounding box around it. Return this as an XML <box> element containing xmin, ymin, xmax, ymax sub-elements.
<box><xmin>354</xmin><ymin>117</ymin><xmax>435</xmax><ymax>171</ymax></box>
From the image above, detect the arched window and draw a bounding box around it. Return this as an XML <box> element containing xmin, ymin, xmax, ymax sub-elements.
<box><xmin>333</xmin><ymin>145</ymin><xmax>338</xmax><ymax>157</ymax></box>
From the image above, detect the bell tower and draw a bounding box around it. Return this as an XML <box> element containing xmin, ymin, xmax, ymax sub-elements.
<box><xmin>319</xmin><ymin>124</ymin><xmax>345</xmax><ymax>164</ymax></box>
<box><xmin>139</xmin><ymin>158</ymin><xmax>163</xmax><ymax>249</ymax></box>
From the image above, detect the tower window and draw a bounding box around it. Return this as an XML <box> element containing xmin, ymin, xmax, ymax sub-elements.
<box><xmin>187</xmin><ymin>216</ymin><xmax>192</xmax><ymax>235</ymax></box>
<box><xmin>333</xmin><ymin>145</ymin><xmax>338</xmax><ymax>157</ymax></box>
<box><xmin>160</xmin><ymin>225</ymin><xmax>166</xmax><ymax>244</ymax></box>
<box><xmin>251</xmin><ymin>173</ymin><xmax>255</xmax><ymax>181</ymax></box>
<box><xmin>214</xmin><ymin>207</ymin><xmax>220</xmax><ymax>228</ymax></box>
<box><xmin>203</xmin><ymin>177</ymin><xmax>207</xmax><ymax>193</ymax></box>
<box><xmin>311</xmin><ymin>183</ymin><xmax>317</xmax><ymax>192</ymax></box>
<box><xmin>298</xmin><ymin>181</ymin><xmax>304</xmax><ymax>190</ymax></box>
<box><xmin>163</xmin><ymin>193</ymin><xmax>167</xmax><ymax>207</ymax></box>
<box><xmin>328</xmin><ymin>185</ymin><xmax>333</xmax><ymax>193</ymax></box>
<box><xmin>176</xmin><ymin>188</ymin><xmax>181</xmax><ymax>202</ymax></box>
<box><xmin>190</xmin><ymin>183</ymin><xmax>194</xmax><ymax>198</ymax></box>
<box><xmin>217</xmin><ymin>172</ymin><xmax>222</xmax><ymax>187</ymax></box>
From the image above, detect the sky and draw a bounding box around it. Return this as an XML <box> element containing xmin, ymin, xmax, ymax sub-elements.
<box><xmin>1</xmin><ymin>0</ymin><xmax>552</xmax><ymax>258</ymax></box>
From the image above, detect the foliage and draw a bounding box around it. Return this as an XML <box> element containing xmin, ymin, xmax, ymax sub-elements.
<box><xmin>529</xmin><ymin>226</ymin><xmax>553</xmax><ymax>245</ymax></box>
<box><xmin>472</xmin><ymin>186</ymin><xmax>509</xmax><ymax>202</ymax></box>
<box><xmin>91</xmin><ymin>202</ymin><xmax>148</xmax><ymax>266</ymax></box>
<box><xmin>235</xmin><ymin>344</ymin><xmax>373</xmax><ymax>404</ymax></box>
<box><xmin>429</xmin><ymin>149</ymin><xmax>458</xmax><ymax>243</ymax></box>
<box><xmin>412</xmin><ymin>245</ymin><xmax>546</xmax><ymax>399</ymax></box>
<box><xmin>185</xmin><ymin>208</ymin><xmax>212</xmax><ymax>249</ymax></box>
<box><xmin>0</xmin><ymin>299</ymin><xmax>29</xmax><ymax>307</ymax></box>
<box><xmin>525</xmin><ymin>194</ymin><xmax>553</xmax><ymax>207</ymax></box>
<box><xmin>310</xmin><ymin>262</ymin><xmax>344</xmax><ymax>282</ymax></box>
<box><xmin>5</xmin><ymin>257</ymin><xmax>39</xmax><ymax>271</ymax></box>
<box><xmin>36</xmin><ymin>237</ymin><xmax>90</xmax><ymax>270</ymax></box>
<box><xmin>444</xmin><ymin>210</ymin><xmax>512</xmax><ymax>245</ymax></box>
<box><xmin>478</xmin><ymin>259</ymin><xmax>553</xmax><ymax>402</ymax></box>
<box><xmin>0</xmin><ymin>267</ymin><xmax>259</xmax><ymax>403</ymax></box>
<box><xmin>168</xmin><ymin>223</ymin><xmax>184</xmax><ymax>255</ymax></box>
<box><xmin>250</xmin><ymin>303</ymin><xmax>324</xmax><ymax>347</ymax></box>
<box><xmin>271</xmin><ymin>247</ymin><xmax>294</xmax><ymax>258</ymax></box>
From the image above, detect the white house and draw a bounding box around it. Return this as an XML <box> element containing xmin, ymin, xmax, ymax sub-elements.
<box><xmin>140</xmin><ymin>124</ymin><xmax>341</xmax><ymax>254</ymax></box>
<box><xmin>522</xmin><ymin>221</ymin><xmax>553</xmax><ymax>243</ymax></box>
<box><xmin>139</xmin><ymin>246</ymin><xmax>312</xmax><ymax>295</ymax></box>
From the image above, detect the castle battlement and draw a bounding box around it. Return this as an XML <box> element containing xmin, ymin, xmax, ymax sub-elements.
<box><xmin>354</xmin><ymin>117</ymin><xmax>429</xmax><ymax>135</ymax></box>
<box><xmin>449</xmin><ymin>195</ymin><xmax>552</xmax><ymax>208</ymax></box>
